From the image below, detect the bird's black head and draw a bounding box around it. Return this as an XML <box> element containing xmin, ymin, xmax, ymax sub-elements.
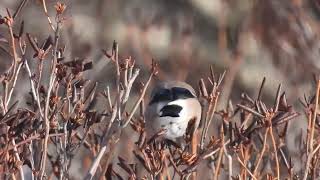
<box><xmin>149</xmin><ymin>82</ymin><xmax>196</xmax><ymax>105</ymax></box>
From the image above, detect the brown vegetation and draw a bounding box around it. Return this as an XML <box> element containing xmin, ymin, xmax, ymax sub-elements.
<box><xmin>0</xmin><ymin>0</ymin><xmax>320</xmax><ymax>179</ymax></box>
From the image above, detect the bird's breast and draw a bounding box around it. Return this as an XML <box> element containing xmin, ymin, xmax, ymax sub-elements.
<box><xmin>146</xmin><ymin>99</ymin><xmax>200</xmax><ymax>140</ymax></box>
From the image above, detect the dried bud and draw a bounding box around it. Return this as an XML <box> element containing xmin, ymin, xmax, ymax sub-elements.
<box><xmin>127</xmin><ymin>56</ymin><xmax>135</xmax><ymax>67</ymax></box>
<box><xmin>4</xmin><ymin>16</ymin><xmax>13</xmax><ymax>27</ymax></box>
<box><xmin>55</xmin><ymin>2</ymin><xmax>66</xmax><ymax>15</ymax></box>
<box><xmin>151</xmin><ymin>59</ymin><xmax>159</xmax><ymax>75</ymax></box>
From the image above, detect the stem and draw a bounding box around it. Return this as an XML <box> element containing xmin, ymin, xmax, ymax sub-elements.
<box><xmin>85</xmin><ymin>146</ymin><xmax>107</xmax><ymax>180</ymax></box>
<box><xmin>24</xmin><ymin>60</ymin><xmax>44</xmax><ymax>118</ymax></box>
<box><xmin>39</xmin><ymin>22</ymin><xmax>60</xmax><ymax>180</ymax></box>
<box><xmin>200</xmin><ymin>89</ymin><xmax>219</xmax><ymax>150</ymax></box>
<box><xmin>121</xmin><ymin>71</ymin><xmax>154</xmax><ymax>127</ymax></box>
<box><xmin>223</xmin><ymin>138</ymin><xmax>232</xmax><ymax>180</ymax></box>
<box><xmin>8</xmin><ymin>19</ymin><xmax>18</xmax><ymax>81</ymax></box>
<box><xmin>11</xmin><ymin>139</ymin><xmax>24</xmax><ymax>180</ymax></box>
<box><xmin>253</xmin><ymin>128</ymin><xmax>269</xmax><ymax>176</ymax></box>
<box><xmin>4</xmin><ymin>16</ymin><xmax>19</xmax><ymax>112</ymax></box>
<box><xmin>6</xmin><ymin>63</ymin><xmax>22</xmax><ymax>107</ymax></box>
<box><xmin>269</xmin><ymin>126</ymin><xmax>280</xmax><ymax>179</ymax></box>
<box><xmin>41</xmin><ymin>0</ymin><xmax>55</xmax><ymax>31</ymax></box>
<box><xmin>303</xmin><ymin>80</ymin><xmax>320</xmax><ymax>180</ymax></box>
<box><xmin>213</xmin><ymin>128</ymin><xmax>224</xmax><ymax>180</ymax></box>
<box><xmin>237</xmin><ymin>156</ymin><xmax>257</xmax><ymax>180</ymax></box>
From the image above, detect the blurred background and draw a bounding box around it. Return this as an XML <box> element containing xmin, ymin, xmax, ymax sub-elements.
<box><xmin>1</xmin><ymin>0</ymin><xmax>319</xmax><ymax>104</ymax></box>
<box><xmin>0</xmin><ymin>0</ymin><xmax>320</xmax><ymax>104</ymax></box>
<box><xmin>1</xmin><ymin>0</ymin><xmax>320</xmax><ymax>178</ymax></box>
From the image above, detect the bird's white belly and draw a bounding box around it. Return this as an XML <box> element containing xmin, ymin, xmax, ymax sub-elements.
<box><xmin>146</xmin><ymin>98</ymin><xmax>200</xmax><ymax>140</ymax></box>
<box><xmin>154</xmin><ymin>116</ymin><xmax>188</xmax><ymax>140</ymax></box>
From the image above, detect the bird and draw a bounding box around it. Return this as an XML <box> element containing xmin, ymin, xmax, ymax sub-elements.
<box><xmin>145</xmin><ymin>81</ymin><xmax>202</xmax><ymax>141</ymax></box>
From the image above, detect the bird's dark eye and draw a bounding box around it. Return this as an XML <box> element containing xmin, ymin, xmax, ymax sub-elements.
<box><xmin>172</xmin><ymin>87</ymin><xmax>195</xmax><ymax>100</ymax></box>
<box><xmin>149</xmin><ymin>89</ymin><xmax>171</xmax><ymax>104</ymax></box>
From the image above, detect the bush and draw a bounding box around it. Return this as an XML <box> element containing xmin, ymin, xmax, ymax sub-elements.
<box><xmin>0</xmin><ymin>1</ymin><xmax>319</xmax><ymax>179</ymax></box>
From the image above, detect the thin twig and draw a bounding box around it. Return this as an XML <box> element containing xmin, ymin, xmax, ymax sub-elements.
<box><xmin>84</xmin><ymin>146</ymin><xmax>107</xmax><ymax>180</ymax></box>
<box><xmin>253</xmin><ymin>128</ymin><xmax>269</xmax><ymax>176</ymax></box>
<box><xmin>200</xmin><ymin>87</ymin><xmax>220</xmax><ymax>150</ymax></box>
<box><xmin>203</xmin><ymin>140</ymin><xmax>230</xmax><ymax>159</ymax></box>
<box><xmin>269</xmin><ymin>125</ymin><xmax>280</xmax><ymax>179</ymax></box>
<box><xmin>223</xmin><ymin>137</ymin><xmax>232</xmax><ymax>180</ymax></box>
<box><xmin>214</xmin><ymin>126</ymin><xmax>224</xmax><ymax>180</ymax></box>
<box><xmin>6</xmin><ymin>62</ymin><xmax>22</xmax><ymax>107</ymax></box>
<box><xmin>121</xmin><ymin>71</ymin><xmax>154</xmax><ymax>127</ymax></box>
<box><xmin>4</xmin><ymin>11</ymin><xmax>19</xmax><ymax>112</ymax></box>
<box><xmin>121</xmin><ymin>69</ymin><xmax>140</xmax><ymax>105</ymax></box>
<box><xmin>39</xmin><ymin>21</ymin><xmax>61</xmax><ymax>180</ymax></box>
<box><xmin>7</xmin><ymin>12</ymin><xmax>18</xmax><ymax>82</ymax></box>
<box><xmin>237</xmin><ymin>104</ymin><xmax>264</xmax><ymax>118</ymax></box>
<box><xmin>237</xmin><ymin>156</ymin><xmax>257</xmax><ymax>180</ymax></box>
<box><xmin>41</xmin><ymin>0</ymin><xmax>55</xmax><ymax>31</ymax></box>
<box><xmin>303</xmin><ymin>80</ymin><xmax>320</xmax><ymax>180</ymax></box>
<box><xmin>11</xmin><ymin>139</ymin><xmax>24</xmax><ymax>180</ymax></box>
<box><xmin>24</xmin><ymin>59</ymin><xmax>44</xmax><ymax>118</ymax></box>
<box><xmin>4</xmin><ymin>133</ymin><xmax>64</xmax><ymax>151</ymax></box>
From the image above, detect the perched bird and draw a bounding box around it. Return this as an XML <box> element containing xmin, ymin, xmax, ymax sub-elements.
<box><xmin>145</xmin><ymin>81</ymin><xmax>202</xmax><ymax>141</ymax></box>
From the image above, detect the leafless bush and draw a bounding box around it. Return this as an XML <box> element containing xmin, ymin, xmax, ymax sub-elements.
<box><xmin>0</xmin><ymin>1</ymin><xmax>320</xmax><ymax>180</ymax></box>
